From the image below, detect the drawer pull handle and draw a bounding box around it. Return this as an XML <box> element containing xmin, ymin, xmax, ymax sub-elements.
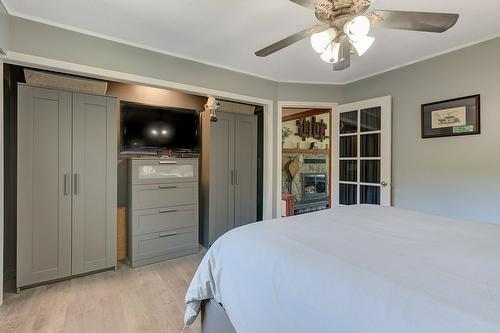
<box><xmin>159</xmin><ymin>232</ymin><xmax>177</xmax><ymax>238</ymax></box>
<box><xmin>159</xmin><ymin>209</ymin><xmax>177</xmax><ymax>214</ymax></box>
<box><xmin>64</xmin><ymin>174</ymin><xmax>70</xmax><ymax>196</ymax></box>
<box><xmin>74</xmin><ymin>173</ymin><xmax>80</xmax><ymax>195</ymax></box>
<box><xmin>159</xmin><ymin>161</ymin><xmax>177</xmax><ymax>164</ymax></box>
<box><xmin>158</xmin><ymin>185</ymin><xmax>177</xmax><ymax>189</ymax></box>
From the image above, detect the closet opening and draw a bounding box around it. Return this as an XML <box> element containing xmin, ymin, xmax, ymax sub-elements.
<box><xmin>3</xmin><ymin>63</ymin><xmax>266</xmax><ymax>296</ymax></box>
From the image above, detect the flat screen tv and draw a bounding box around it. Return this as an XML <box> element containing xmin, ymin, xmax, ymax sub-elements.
<box><xmin>120</xmin><ymin>101</ymin><xmax>199</xmax><ymax>154</ymax></box>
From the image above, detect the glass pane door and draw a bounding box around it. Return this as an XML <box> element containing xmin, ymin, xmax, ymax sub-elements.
<box><xmin>334</xmin><ymin>97</ymin><xmax>392</xmax><ymax>206</ymax></box>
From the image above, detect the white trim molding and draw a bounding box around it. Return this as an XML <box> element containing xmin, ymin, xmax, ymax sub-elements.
<box><xmin>4</xmin><ymin>51</ymin><xmax>276</xmax><ymax>220</ymax></box>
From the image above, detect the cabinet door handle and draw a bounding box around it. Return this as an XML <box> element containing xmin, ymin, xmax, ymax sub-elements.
<box><xmin>230</xmin><ymin>170</ymin><xmax>234</xmax><ymax>185</ymax></box>
<box><xmin>73</xmin><ymin>174</ymin><xmax>80</xmax><ymax>195</ymax></box>
<box><xmin>159</xmin><ymin>185</ymin><xmax>177</xmax><ymax>189</ymax></box>
<box><xmin>159</xmin><ymin>161</ymin><xmax>177</xmax><ymax>164</ymax></box>
<box><xmin>235</xmin><ymin>170</ymin><xmax>239</xmax><ymax>185</ymax></box>
<box><xmin>64</xmin><ymin>174</ymin><xmax>70</xmax><ymax>196</ymax></box>
<box><xmin>159</xmin><ymin>209</ymin><xmax>177</xmax><ymax>214</ymax></box>
<box><xmin>159</xmin><ymin>232</ymin><xmax>177</xmax><ymax>238</ymax></box>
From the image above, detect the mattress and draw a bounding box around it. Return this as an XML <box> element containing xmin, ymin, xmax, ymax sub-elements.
<box><xmin>185</xmin><ymin>205</ymin><xmax>500</xmax><ymax>333</ymax></box>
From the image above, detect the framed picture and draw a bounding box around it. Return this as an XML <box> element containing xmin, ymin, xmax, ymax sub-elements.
<box><xmin>421</xmin><ymin>95</ymin><xmax>480</xmax><ymax>138</ymax></box>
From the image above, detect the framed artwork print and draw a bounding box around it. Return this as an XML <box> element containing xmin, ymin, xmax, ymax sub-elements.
<box><xmin>421</xmin><ymin>95</ymin><xmax>480</xmax><ymax>139</ymax></box>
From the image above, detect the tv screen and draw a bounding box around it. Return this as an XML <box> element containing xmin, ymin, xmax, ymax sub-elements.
<box><xmin>120</xmin><ymin>101</ymin><xmax>199</xmax><ymax>153</ymax></box>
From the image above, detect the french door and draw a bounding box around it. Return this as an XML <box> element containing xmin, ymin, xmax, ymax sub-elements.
<box><xmin>333</xmin><ymin>96</ymin><xmax>392</xmax><ymax>206</ymax></box>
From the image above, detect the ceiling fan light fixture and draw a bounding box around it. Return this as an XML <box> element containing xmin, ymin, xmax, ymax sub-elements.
<box><xmin>310</xmin><ymin>28</ymin><xmax>337</xmax><ymax>54</ymax></box>
<box><xmin>351</xmin><ymin>35</ymin><xmax>375</xmax><ymax>56</ymax></box>
<box><xmin>320</xmin><ymin>42</ymin><xmax>341</xmax><ymax>63</ymax></box>
<box><xmin>344</xmin><ymin>15</ymin><xmax>371</xmax><ymax>42</ymax></box>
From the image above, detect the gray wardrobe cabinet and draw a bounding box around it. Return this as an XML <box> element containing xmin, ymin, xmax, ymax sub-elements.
<box><xmin>17</xmin><ymin>84</ymin><xmax>117</xmax><ymax>289</ymax></box>
<box><xmin>200</xmin><ymin>112</ymin><xmax>257</xmax><ymax>247</ymax></box>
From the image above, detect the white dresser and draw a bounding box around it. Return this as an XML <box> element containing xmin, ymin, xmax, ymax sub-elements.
<box><xmin>128</xmin><ymin>158</ymin><xmax>199</xmax><ymax>268</ymax></box>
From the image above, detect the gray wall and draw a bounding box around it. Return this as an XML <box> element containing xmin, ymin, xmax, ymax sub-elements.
<box><xmin>342</xmin><ymin>38</ymin><xmax>500</xmax><ymax>224</ymax></box>
<box><xmin>9</xmin><ymin>17</ymin><xmax>280</xmax><ymax>101</ymax></box>
<box><xmin>8</xmin><ymin>17</ymin><xmax>346</xmax><ymax>105</ymax></box>
<box><xmin>5</xmin><ymin>15</ymin><xmax>500</xmax><ymax>225</ymax></box>
<box><xmin>277</xmin><ymin>82</ymin><xmax>344</xmax><ymax>103</ymax></box>
<box><xmin>0</xmin><ymin>2</ymin><xmax>8</xmax><ymax>54</ymax></box>
<box><xmin>7</xmin><ymin>17</ymin><xmax>345</xmax><ymax>218</ymax></box>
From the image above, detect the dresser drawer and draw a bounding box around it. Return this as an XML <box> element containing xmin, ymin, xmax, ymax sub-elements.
<box><xmin>133</xmin><ymin>227</ymin><xmax>198</xmax><ymax>262</ymax></box>
<box><xmin>132</xmin><ymin>205</ymin><xmax>198</xmax><ymax>236</ymax></box>
<box><xmin>132</xmin><ymin>182</ymin><xmax>198</xmax><ymax>209</ymax></box>
<box><xmin>131</xmin><ymin>159</ymin><xmax>198</xmax><ymax>185</ymax></box>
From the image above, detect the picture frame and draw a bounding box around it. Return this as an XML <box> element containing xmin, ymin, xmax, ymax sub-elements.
<box><xmin>421</xmin><ymin>95</ymin><xmax>480</xmax><ymax>139</ymax></box>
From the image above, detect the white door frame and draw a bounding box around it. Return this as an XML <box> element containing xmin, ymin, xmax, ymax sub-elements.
<box><xmin>4</xmin><ymin>52</ymin><xmax>276</xmax><ymax>221</ymax></box>
<box><xmin>277</xmin><ymin>101</ymin><xmax>338</xmax><ymax>217</ymax></box>
<box><xmin>332</xmin><ymin>95</ymin><xmax>392</xmax><ymax>206</ymax></box>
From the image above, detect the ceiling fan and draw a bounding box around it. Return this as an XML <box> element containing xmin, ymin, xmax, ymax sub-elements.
<box><xmin>255</xmin><ymin>0</ymin><xmax>459</xmax><ymax>71</ymax></box>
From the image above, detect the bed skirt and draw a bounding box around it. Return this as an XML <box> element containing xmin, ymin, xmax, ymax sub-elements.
<box><xmin>201</xmin><ymin>300</ymin><xmax>237</xmax><ymax>333</ymax></box>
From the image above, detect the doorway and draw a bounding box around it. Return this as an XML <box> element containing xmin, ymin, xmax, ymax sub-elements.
<box><xmin>279</xmin><ymin>104</ymin><xmax>334</xmax><ymax>216</ymax></box>
<box><xmin>278</xmin><ymin>97</ymin><xmax>392</xmax><ymax>217</ymax></box>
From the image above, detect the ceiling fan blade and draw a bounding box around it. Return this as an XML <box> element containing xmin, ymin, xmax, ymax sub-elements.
<box><xmin>255</xmin><ymin>25</ymin><xmax>329</xmax><ymax>57</ymax></box>
<box><xmin>367</xmin><ymin>10</ymin><xmax>459</xmax><ymax>33</ymax></box>
<box><xmin>332</xmin><ymin>38</ymin><xmax>351</xmax><ymax>71</ymax></box>
<box><xmin>289</xmin><ymin>0</ymin><xmax>319</xmax><ymax>9</ymax></box>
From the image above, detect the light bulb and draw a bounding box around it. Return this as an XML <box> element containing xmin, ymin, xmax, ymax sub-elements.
<box><xmin>351</xmin><ymin>36</ymin><xmax>375</xmax><ymax>56</ymax></box>
<box><xmin>320</xmin><ymin>43</ymin><xmax>340</xmax><ymax>63</ymax></box>
<box><xmin>310</xmin><ymin>28</ymin><xmax>337</xmax><ymax>54</ymax></box>
<box><xmin>344</xmin><ymin>16</ymin><xmax>371</xmax><ymax>42</ymax></box>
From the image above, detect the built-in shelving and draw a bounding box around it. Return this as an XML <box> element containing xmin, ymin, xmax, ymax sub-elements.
<box><xmin>282</xmin><ymin>148</ymin><xmax>329</xmax><ymax>155</ymax></box>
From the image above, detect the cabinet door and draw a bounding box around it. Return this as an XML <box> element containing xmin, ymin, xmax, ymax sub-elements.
<box><xmin>208</xmin><ymin>112</ymin><xmax>235</xmax><ymax>245</ymax></box>
<box><xmin>17</xmin><ymin>85</ymin><xmax>72</xmax><ymax>287</ymax></box>
<box><xmin>234</xmin><ymin>114</ymin><xmax>257</xmax><ymax>227</ymax></box>
<box><xmin>72</xmin><ymin>94</ymin><xmax>117</xmax><ymax>275</ymax></box>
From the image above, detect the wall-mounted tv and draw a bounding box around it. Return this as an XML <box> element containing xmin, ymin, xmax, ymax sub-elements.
<box><xmin>120</xmin><ymin>101</ymin><xmax>199</xmax><ymax>154</ymax></box>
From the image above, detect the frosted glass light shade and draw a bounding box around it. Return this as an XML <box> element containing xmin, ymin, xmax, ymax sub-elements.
<box><xmin>310</xmin><ymin>28</ymin><xmax>337</xmax><ymax>54</ymax></box>
<box><xmin>320</xmin><ymin>43</ymin><xmax>341</xmax><ymax>63</ymax></box>
<box><xmin>351</xmin><ymin>36</ymin><xmax>375</xmax><ymax>56</ymax></box>
<box><xmin>344</xmin><ymin>16</ymin><xmax>371</xmax><ymax>42</ymax></box>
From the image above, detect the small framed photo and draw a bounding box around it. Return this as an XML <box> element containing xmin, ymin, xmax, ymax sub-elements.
<box><xmin>421</xmin><ymin>95</ymin><xmax>480</xmax><ymax>139</ymax></box>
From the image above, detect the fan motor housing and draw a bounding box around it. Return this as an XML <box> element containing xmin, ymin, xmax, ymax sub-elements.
<box><xmin>314</xmin><ymin>0</ymin><xmax>373</xmax><ymax>26</ymax></box>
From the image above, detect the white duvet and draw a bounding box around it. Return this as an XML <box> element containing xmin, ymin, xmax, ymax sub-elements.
<box><xmin>185</xmin><ymin>205</ymin><xmax>500</xmax><ymax>333</ymax></box>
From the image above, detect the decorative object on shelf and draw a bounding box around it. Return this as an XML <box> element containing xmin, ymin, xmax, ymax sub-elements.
<box><xmin>283</xmin><ymin>156</ymin><xmax>300</xmax><ymax>193</ymax></box>
<box><xmin>421</xmin><ymin>95</ymin><xmax>480</xmax><ymax>138</ymax></box>
<box><xmin>309</xmin><ymin>142</ymin><xmax>319</xmax><ymax>149</ymax></box>
<box><xmin>282</xmin><ymin>126</ymin><xmax>293</xmax><ymax>145</ymax></box>
<box><xmin>296</xmin><ymin>116</ymin><xmax>328</xmax><ymax>141</ymax></box>
<box><xmin>204</xmin><ymin>96</ymin><xmax>220</xmax><ymax>122</ymax></box>
<box><xmin>282</xmin><ymin>148</ymin><xmax>329</xmax><ymax>155</ymax></box>
<box><xmin>160</xmin><ymin>149</ymin><xmax>173</xmax><ymax>157</ymax></box>
<box><xmin>255</xmin><ymin>0</ymin><xmax>459</xmax><ymax>71</ymax></box>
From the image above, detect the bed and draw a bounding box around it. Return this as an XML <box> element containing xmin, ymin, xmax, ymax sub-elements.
<box><xmin>184</xmin><ymin>205</ymin><xmax>500</xmax><ymax>333</ymax></box>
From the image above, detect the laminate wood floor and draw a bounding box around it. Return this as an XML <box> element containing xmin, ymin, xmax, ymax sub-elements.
<box><xmin>0</xmin><ymin>249</ymin><xmax>205</xmax><ymax>333</ymax></box>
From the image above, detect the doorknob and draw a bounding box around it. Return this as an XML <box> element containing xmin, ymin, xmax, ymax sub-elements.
<box><xmin>380</xmin><ymin>181</ymin><xmax>388</xmax><ymax>187</ymax></box>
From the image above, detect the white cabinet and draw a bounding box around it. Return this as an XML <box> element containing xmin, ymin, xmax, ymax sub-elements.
<box><xmin>17</xmin><ymin>84</ymin><xmax>117</xmax><ymax>289</ymax></box>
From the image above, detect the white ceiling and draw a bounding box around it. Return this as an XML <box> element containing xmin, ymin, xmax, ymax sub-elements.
<box><xmin>4</xmin><ymin>0</ymin><xmax>500</xmax><ymax>84</ymax></box>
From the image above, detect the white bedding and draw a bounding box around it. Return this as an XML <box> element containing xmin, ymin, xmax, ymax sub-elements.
<box><xmin>185</xmin><ymin>205</ymin><xmax>500</xmax><ymax>333</ymax></box>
